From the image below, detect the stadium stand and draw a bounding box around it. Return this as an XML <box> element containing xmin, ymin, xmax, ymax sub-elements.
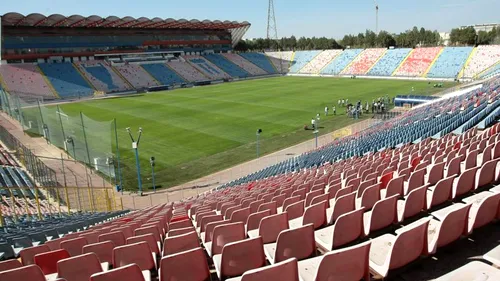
<box><xmin>341</xmin><ymin>48</ymin><xmax>387</xmax><ymax>75</ymax></box>
<box><xmin>166</xmin><ymin>61</ymin><xmax>209</xmax><ymax>82</ymax></box>
<box><xmin>320</xmin><ymin>49</ymin><xmax>363</xmax><ymax>75</ymax></box>
<box><xmin>0</xmin><ymin>64</ymin><xmax>56</xmax><ymax>99</ymax></box>
<box><xmin>265</xmin><ymin>51</ymin><xmax>293</xmax><ymax>73</ymax></box>
<box><xmin>426</xmin><ymin>47</ymin><xmax>474</xmax><ymax>79</ymax></box>
<box><xmin>184</xmin><ymin>55</ymin><xmax>231</xmax><ymax>80</ymax></box>
<box><xmin>478</xmin><ymin>62</ymin><xmax>500</xmax><ymax>80</ymax></box>
<box><xmin>462</xmin><ymin>45</ymin><xmax>500</xmax><ymax>79</ymax></box>
<box><xmin>141</xmin><ymin>64</ymin><xmax>186</xmax><ymax>86</ymax></box>
<box><xmin>239</xmin><ymin>53</ymin><xmax>277</xmax><ymax>74</ymax></box>
<box><xmin>75</xmin><ymin>61</ymin><xmax>132</xmax><ymax>92</ymax></box>
<box><xmin>221</xmin><ymin>53</ymin><xmax>268</xmax><ymax>76</ymax></box>
<box><xmin>289</xmin><ymin>51</ymin><xmax>321</xmax><ymax>74</ymax></box>
<box><xmin>367</xmin><ymin>48</ymin><xmax>412</xmax><ymax>76</ymax></box>
<box><xmin>394</xmin><ymin>47</ymin><xmax>443</xmax><ymax>77</ymax></box>
<box><xmin>298</xmin><ymin>50</ymin><xmax>342</xmax><ymax>74</ymax></box>
<box><xmin>113</xmin><ymin>64</ymin><xmax>159</xmax><ymax>89</ymax></box>
<box><xmin>38</xmin><ymin>63</ymin><xmax>94</xmax><ymax>98</ymax></box>
<box><xmin>204</xmin><ymin>54</ymin><xmax>250</xmax><ymax>78</ymax></box>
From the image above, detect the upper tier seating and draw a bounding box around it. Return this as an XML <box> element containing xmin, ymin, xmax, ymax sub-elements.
<box><xmin>463</xmin><ymin>45</ymin><xmax>500</xmax><ymax>78</ymax></box>
<box><xmin>321</xmin><ymin>49</ymin><xmax>363</xmax><ymax>75</ymax></box>
<box><xmin>184</xmin><ymin>55</ymin><xmax>231</xmax><ymax>80</ymax></box>
<box><xmin>221</xmin><ymin>54</ymin><xmax>268</xmax><ymax>76</ymax></box>
<box><xmin>367</xmin><ymin>48</ymin><xmax>412</xmax><ymax>76</ymax></box>
<box><xmin>239</xmin><ymin>53</ymin><xmax>277</xmax><ymax>74</ymax></box>
<box><xmin>166</xmin><ymin>61</ymin><xmax>209</xmax><ymax>82</ymax></box>
<box><xmin>426</xmin><ymin>47</ymin><xmax>473</xmax><ymax>78</ymax></box>
<box><xmin>113</xmin><ymin>64</ymin><xmax>159</xmax><ymax>89</ymax></box>
<box><xmin>289</xmin><ymin>51</ymin><xmax>321</xmax><ymax>73</ymax></box>
<box><xmin>141</xmin><ymin>64</ymin><xmax>185</xmax><ymax>86</ymax></box>
<box><xmin>0</xmin><ymin>64</ymin><xmax>55</xmax><ymax>99</ymax></box>
<box><xmin>75</xmin><ymin>61</ymin><xmax>132</xmax><ymax>92</ymax></box>
<box><xmin>341</xmin><ymin>48</ymin><xmax>387</xmax><ymax>75</ymax></box>
<box><xmin>299</xmin><ymin>50</ymin><xmax>342</xmax><ymax>74</ymax></box>
<box><xmin>204</xmin><ymin>54</ymin><xmax>250</xmax><ymax>78</ymax></box>
<box><xmin>38</xmin><ymin>63</ymin><xmax>93</xmax><ymax>98</ymax></box>
<box><xmin>394</xmin><ymin>47</ymin><xmax>443</xmax><ymax>77</ymax></box>
<box><xmin>265</xmin><ymin>51</ymin><xmax>293</xmax><ymax>73</ymax></box>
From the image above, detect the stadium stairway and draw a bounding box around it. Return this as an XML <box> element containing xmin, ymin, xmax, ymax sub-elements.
<box><xmin>239</xmin><ymin>53</ymin><xmax>277</xmax><ymax>74</ymax></box>
<box><xmin>38</xmin><ymin>63</ymin><xmax>94</xmax><ymax>98</ymax></box>
<box><xmin>422</xmin><ymin>47</ymin><xmax>445</xmax><ymax>77</ymax></box>
<box><xmin>367</xmin><ymin>48</ymin><xmax>412</xmax><ymax>77</ymax></box>
<box><xmin>426</xmin><ymin>47</ymin><xmax>474</xmax><ymax>79</ymax></box>
<box><xmin>141</xmin><ymin>63</ymin><xmax>186</xmax><ymax>86</ymax></box>
<box><xmin>391</xmin><ymin>48</ymin><xmax>415</xmax><ymax>76</ymax></box>
<box><xmin>320</xmin><ymin>49</ymin><xmax>363</xmax><ymax>75</ymax></box>
<box><xmin>221</xmin><ymin>53</ymin><xmax>268</xmax><ymax>76</ymax></box>
<box><xmin>203</xmin><ymin>54</ymin><xmax>250</xmax><ymax>78</ymax></box>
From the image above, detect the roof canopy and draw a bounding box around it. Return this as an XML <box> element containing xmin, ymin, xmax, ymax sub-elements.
<box><xmin>1</xmin><ymin>12</ymin><xmax>250</xmax><ymax>30</ymax></box>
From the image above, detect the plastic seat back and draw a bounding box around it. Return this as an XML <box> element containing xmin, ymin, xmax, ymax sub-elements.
<box><xmin>369</xmin><ymin>195</ymin><xmax>398</xmax><ymax>233</ymax></box>
<box><xmin>385</xmin><ymin>176</ymin><xmax>404</xmax><ymax>198</ymax></box>
<box><xmin>303</xmin><ymin>200</ymin><xmax>327</xmax><ymax>229</ymax></box>
<box><xmin>285</xmin><ymin>200</ymin><xmax>305</xmax><ymax>220</ymax></box>
<box><xmin>79</xmin><ymin>232</ymin><xmax>100</xmax><ymax>244</ymax></box>
<box><xmin>427</xmin><ymin>162</ymin><xmax>445</xmax><ymax>185</ymax></box>
<box><xmin>57</xmin><ymin>252</ymin><xmax>102</xmax><ymax>281</ymax></box>
<box><xmin>113</xmin><ymin>241</ymin><xmax>155</xmax><ymax>271</ymax></box>
<box><xmin>83</xmin><ymin>241</ymin><xmax>115</xmax><ymax>264</ymax></box>
<box><xmin>429</xmin><ymin>204</ymin><xmax>471</xmax><ymax>253</ymax></box>
<box><xmin>111</xmin><ymin>226</ymin><xmax>134</xmax><ymax>240</ymax></box>
<box><xmin>20</xmin><ymin>244</ymin><xmax>50</xmax><ymax>266</ymax></box>
<box><xmin>282</xmin><ymin>195</ymin><xmax>301</xmax><ymax>212</ymax></box>
<box><xmin>453</xmin><ymin>167</ymin><xmax>479</xmax><ymax>198</ymax></box>
<box><xmin>33</xmin><ymin>249</ymin><xmax>70</xmax><ymax>275</ymax></box>
<box><xmin>200</xmin><ymin>214</ymin><xmax>224</xmax><ymax>233</ymax></box>
<box><xmin>305</xmin><ymin>189</ymin><xmax>323</xmax><ymax>207</ymax></box>
<box><xmin>258</xmin><ymin>212</ymin><xmax>289</xmax><ymax>244</ymax></box>
<box><xmin>90</xmin><ymin>264</ymin><xmax>145</xmax><ymax>281</ymax></box>
<box><xmin>249</xmin><ymin>199</ymin><xmax>266</xmax><ymax>214</ymax></box>
<box><xmin>169</xmin><ymin>219</ymin><xmax>192</xmax><ymax>231</ymax></box>
<box><xmin>168</xmin><ymin>226</ymin><xmax>196</xmax><ymax>237</ymax></box>
<box><xmin>0</xmin><ymin>264</ymin><xmax>46</xmax><ymax>281</ymax></box>
<box><xmin>211</xmin><ymin>222</ymin><xmax>246</xmax><ymax>256</ymax></box>
<box><xmin>469</xmin><ymin>192</ymin><xmax>500</xmax><ymax>233</ymax></box>
<box><xmin>271</xmin><ymin>194</ymin><xmax>286</xmax><ymax>208</ymax></box>
<box><xmin>274</xmin><ymin>224</ymin><xmax>315</xmax><ymax>263</ymax></box>
<box><xmin>230</xmin><ymin>207</ymin><xmax>251</xmax><ymax>224</ymax></box>
<box><xmin>406</xmin><ymin>168</ymin><xmax>425</xmax><ymax>195</ymax></box>
<box><xmin>329</xmin><ymin>191</ymin><xmax>356</xmax><ymax>224</ymax></box>
<box><xmin>0</xmin><ymin>259</ymin><xmax>22</xmax><ymax>272</ymax></box>
<box><xmin>257</xmin><ymin>201</ymin><xmax>277</xmax><ymax>215</ymax></box>
<box><xmin>159</xmin><ymin>247</ymin><xmax>210</xmax><ymax>281</ymax></box>
<box><xmin>127</xmin><ymin>233</ymin><xmax>160</xmax><ymax>255</ymax></box>
<box><xmin>400</xmin><ymin>185</ymin><xmax>427</xmax><ymax>220</ymax></box>
<box><xmin>204</xmin><ymin>220</ymin><xmax>229</xmax><ymax>243</ymax></box>
<box><xmin>428</xmin><ymin>176</ymin><xmax>455</xmax><ymax>209</ymax></box>
<box><xmin>61</xmin><ymin>237</ymin><xmax>88</xmax><ymax>257</ymax></box>
<box><xmin>135</xmin><ymin>226</ymin><xmax>161</xmax><ymax>243</ymax></box>
<box><xmin>446</xmin><ymin>156</ymin><xmax>461</xmax><ymax>178</ymax></box>
<box><xmin>359</xmin><ymin>184</ymin><xmax>380</xmax><ymax>210</ymax></box>
<box><xmin>239</xmin><ymin>258</ymin><xmax>299</xmax><ymax>281</ymax></box>
<box><xmin>476</xmin><ymin>159</ymin><xmax>498</xmax><ymax>189</ymax></box>
<box><xmin>313</xmin><ymin>241</ymin><xmax>371</xmax><ymax>281</ymax></box>
<box><xmin>163</xmin><ymin>231</ymin><xmax>199</xmax><ymax>256</ymax></box>
<box><xmin>220</xmin><ymin>237</ymin><xmax>266</xmax><ymax>280</ymax></box>
<box><xmin>332</xmin><ymin>208</ymin><xmax>364</xmax><ymax>248</ymax></box>
<box><xmin>389</xmin><ymin>219</ymin><xmax>429</xmax><ymax>271</ymax></box>
<box><xmin>246</xmin><ymin>210</ymin><xmax>271</xmax><ymax>232</ymax></box>
<box><xmin>98</xmin><ymin>231</ymin><xmax>125</xmax><ymax>247</ymax></box>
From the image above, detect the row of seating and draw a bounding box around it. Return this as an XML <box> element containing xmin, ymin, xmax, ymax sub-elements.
<box><xmin>221</xmin><ymin>53</ymin><xmax>268</xmax><ymax>76</ymax></box>
<box><xmin>367</xmin><ymin>48</ymin><xmax>412</xmax><ymax>76</ymax></box>
<box><xmin>426</xmin><ymin>47</ymin><xmax>473</xmax><ymax>78</ymax></box>
<box><xmin>463</xmin><ymin>45</ymin><xmax>500</xmax><ymax>78</ymax></box>
<box><xmin>289</xmin><ymin>51</ymin><xmax>322</xmax><ymax>74</ymax></box>
<box><xmin>239</xmin><ymin>53</ymin><xmax>277</xmax><ymax>74</ymax></box>
<box><xmin>38</xmin><ymin>63</ymin><xmax>94</xmax><ymax>98</ymax></box>
<box><xmin>184</xmin><ymin>56</ymin><xmax>231</xmax><ymax>80</ymax></box>
<box><xmin>321</xmin><ymin>49</ymin><xmax>363</xmax><ymax>75</ymax></box>
<box><xmin>0</xmin><ymin>64</ymin><xmax>56</xmax><ymax>99</ymax></box>
<box><xmin>298</xmin><ymin>50</ymin><xmax>342</xmax><ymax>74</ymax></box>
<box><xmin>75</xmin><ymin>61</ymin><xmax>132</xmax><ymax>93</ymax></box>
<box><xmin>165</xmin><ymin>61</ymin><xmax>209</xmax><ymax>82</ymax></box>
<box><xmin>394</xmin><ymin>47</ymin><xmax>443</xmax><ymax>77</ymax></box>
<box><xmin>114</xmin><ymin>64</ymin><xmax>159</xmax><ymax>89</ymax></box>
<box><xmin>341</xmin><ymin>48</ymin><xmax>387</xmax><ymax>75</ymax></box>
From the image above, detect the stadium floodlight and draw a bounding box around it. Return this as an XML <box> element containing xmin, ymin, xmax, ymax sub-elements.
<box><xmin>256</xmin><ymin>129</ymin><xmax>263</xmax><ymax>158</ymax></box>
<box><xmin>127</xmin><ymin>127</ymin><xmax>143</xmax><ymax>196</ymax></box>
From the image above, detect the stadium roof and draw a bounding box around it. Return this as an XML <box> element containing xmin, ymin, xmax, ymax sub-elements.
<box><xmin>1</xmin><ymin>13</ymin><xmax>251</xmax><ymax>46</ymax></box>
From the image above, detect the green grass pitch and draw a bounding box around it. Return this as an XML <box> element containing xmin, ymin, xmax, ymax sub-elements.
<box><xmin>59</xmin><ymin>76</ymin><xmax>456</xmax><ymax>190</ymax></box>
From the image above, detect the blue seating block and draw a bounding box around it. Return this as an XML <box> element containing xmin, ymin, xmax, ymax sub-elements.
<box><xmin>426</xmin><ymin>47</ymin><xmax>473</xmax><ymax>78</ymax></box>
<box><xmin>289</xmin><ymin>51</ymin><xmax>321</xmax><ymax>73</ymax></box>
<box><xmin>321</xmin><ymin>49</ymin><xmax>363</xmax><ymax>75</ymax></box>
<box><xmin>141</xmin><ymin>64</ymin><xmax>185</xmax><ymax>85</ymax></box>
<box><xmin>203</xmin><ymin>54</ymin><xmax>249</xmax><ymax>78</ymax></box>
<box><xmin>368</xmin><ymin>48</ymin><xmax>412</xmax><ymax>76</ymax></box>
<box><xmin>38</xmin><ymin>63</ymin><xmax>93</xmax><ymax>98</ymax></box>
<box><xmin>239</xmin><ymin>53</ymin><xmax>277</xmax><ymax>74</ymax></box>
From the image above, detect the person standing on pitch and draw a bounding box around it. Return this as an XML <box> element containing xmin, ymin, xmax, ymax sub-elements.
<box><xmin>324</xmin><ymin>106</ymin><xmax>328</xmax><ymax>116</ymax></box>
<box><xmin>311</xmin><ymin>117</ymin><xmax>316</xmax><ymax>130</ymax></box>
<box><xmin>332</xmin><ymin>105</ymin><xmax>336</xmax><ymax>115</ymax></box>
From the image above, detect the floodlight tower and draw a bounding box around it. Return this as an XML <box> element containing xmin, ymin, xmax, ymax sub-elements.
<box><xmin>267</xmin><ymin>0</ymin><xmax>283</xmax><ymax>73</ymax></box>
<box><xmin>374</xmin><ymin>0</ymin><xmax>379</xmax><ymax>34</ymax></box>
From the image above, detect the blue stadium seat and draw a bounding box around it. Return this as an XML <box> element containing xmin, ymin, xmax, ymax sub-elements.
<box><xmin>203</xmin><ymin>54</ymin><xmax>249</xmax><ymax>78</ymax></box>
<box><xmin>289</xmin><ymin>51</ymin><xmax>321</xmax><ymax>73</ymax></box>
<box><xmin>321</xmin><ymin>49</ymin><xmax>363</xmax><ymax>75</ymax></box>
<box><xmin>426</xmin><ymin>47</ymin><xmax>473</xmax><ymax>78</ymax></box>
<box><xmin>38</xmin><ymin>63</ymin><xmax>93</xmax><ymax>98</ymax></box>
<box><xmin>368</xmin><ymin>48</ymin><xmax>412</xmax><ymax>76</ymax></box>
<box><xmin>239</xmin><ymin>53</ymin><xmax>277</xmax><ymax>74</ymax></box>
<box><xmin>141</xmin><ymin>64</ymin><xmax>185</xmax><ymax>86</ymax></box>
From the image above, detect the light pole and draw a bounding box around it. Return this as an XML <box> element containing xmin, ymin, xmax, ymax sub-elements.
<box><xmin>150</xmin><ymin>156</ymin><xmax>156</xmax><ymax>193</ymax></box>
<box><xmin>127</xmin><ymin>127</ymin><xmax>143</xmax><ymax>196</ymax></box>
<box><xmin>256</xmin><ymin>129</ymin><xmax>262</xmax><ymax>157</ymax></box>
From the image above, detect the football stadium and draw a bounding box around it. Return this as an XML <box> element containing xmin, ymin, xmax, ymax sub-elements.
<box><xmin>0</xmin><ymin>0</ymin><xmax>500</xmax><ymax>280</ymax></box>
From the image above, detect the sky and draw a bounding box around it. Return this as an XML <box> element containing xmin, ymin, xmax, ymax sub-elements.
<box><xmin>1</xmin><ymin>0</ymin><xmax>499</xmax><ymax>39</ymax></box>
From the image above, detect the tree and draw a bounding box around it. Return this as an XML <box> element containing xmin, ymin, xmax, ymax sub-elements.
<box><xmin>376</xmin><ymin>31</ymin><xmax>396</xmax><ymax>48</ymax></box>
